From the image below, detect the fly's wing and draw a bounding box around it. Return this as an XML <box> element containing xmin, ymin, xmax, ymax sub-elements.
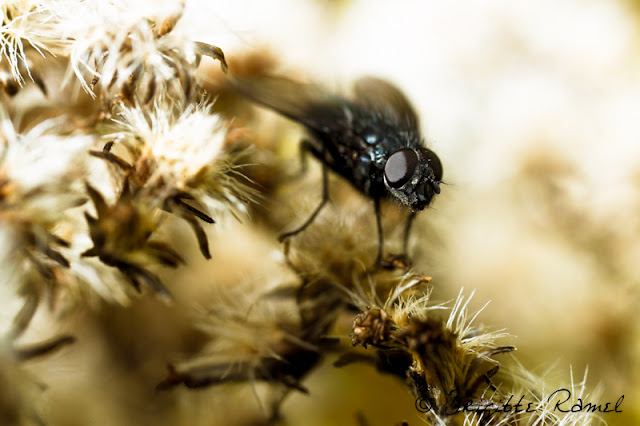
<box><xmin>353</xmin><ymin>77</ymin><xmax>420</xmax><ymax>131</ymax></box>
<box><xmin>227</xmin><ymin>76</ymin><xmax>348</xmax><ymax>134</ymax></box>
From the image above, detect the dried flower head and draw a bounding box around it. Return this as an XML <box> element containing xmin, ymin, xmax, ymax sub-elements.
<box><xmin>95</xmin><ymin>99</ymin><xmax>254</xmax><ymax>259</ymax></box>
<box><xmin>81</xmin><ymin>181</ymin><xmax>181</xmax><ymax>301</ymax></box>
<box><xmin>280</xmin><ymin>204</ymin><xmax>416</xmax><ymax>312</ymax></box>
<box><xmin>338</xmin><ymin>283</ymin><xmax>515</xmax><ymax>424</ymax></box>
<box><xmin>54</xmin><ymin>0</ymin><xmax>225</xmax><ymax>103</ymax></box>
<box><xmin>158</xmin><ymin>278</ymin><xmax>340</xmax><ymax>420</ymax></box>
<box><xmin>284</xmin><ymin>209</ymin><xmax>378</xmax><ymax>280</ymax></box>
<box><xmin>0</xmin><ymin>0</ymin><xmax>60</xmax><ymax>87</ymax></box>
<box><xmin>0</xmin><ymin>109</ymin><xmax>91</xmax><ymax>306</ymax></box>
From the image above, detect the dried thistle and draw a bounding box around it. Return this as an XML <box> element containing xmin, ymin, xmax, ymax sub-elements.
<box><xmin>282</xmin><ymin>204</ymin><xmax>411</xmax><ymax>296</ymax></box>
<box><xmin>158</xmin><ymin>278</ymin><xmax>341</xmax><ymax>420</ymax></box>
<box><xmin>81</xmin><ymin>181</ymin><xmax>180</xmax><ymax>301</ymax></box>
<box><xmin>0</xmin><ymin>0</ymin><xmax>61</xmax><ymax>88</ymax></box>
<box><xmin>93</xmin><ymin>99</ymin><xmax>255</xmax><ymax>259</ymax></box>
<box><xmin>52</xmin><ymin>0</ymin><xmax>225</xmax><ymax>103</ymax></box>
<box><xmin>337</xmin><ymin>284</ymin><xmax>516</xmax><ymax>425</ymax></box>
<box><xmin>158</xmin><ymin>221</ymin><xmax>431</xmax><ymax>422</ymax></box>
<box><xmin>0</xmin><ymin>109</ymin><xmax>91</xmax><ymax>310</ymax></box>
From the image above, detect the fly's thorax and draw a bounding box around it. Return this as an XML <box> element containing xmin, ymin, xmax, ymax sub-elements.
<box><xmin>383</xmin><ymin>146</ymin><xmax>442</xmax><ymax>211</ymax></box>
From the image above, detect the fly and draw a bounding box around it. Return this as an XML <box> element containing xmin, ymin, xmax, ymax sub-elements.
<box><xmin>229</xmin><ymin>75</ymin><xmax>443</xmax><ymax>268</ymax></box>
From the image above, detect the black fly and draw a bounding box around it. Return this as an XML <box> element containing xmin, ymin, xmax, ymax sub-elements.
<box><xmin>229</xmin><ymin>76</ymin><xmax>442</xmax><ymax>268</ymax></box>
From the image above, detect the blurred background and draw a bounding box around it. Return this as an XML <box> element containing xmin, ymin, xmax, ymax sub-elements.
<box><xmin>12</xmin><ymin>0</ymin><xmax>640</xmax><ymax>424</ymax></box>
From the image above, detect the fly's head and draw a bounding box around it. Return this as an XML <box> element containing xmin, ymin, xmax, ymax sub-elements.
<box><xmin>383</xmin><ymin>147</ymin><xmax>442</xmax><ymax>211</ymax></box>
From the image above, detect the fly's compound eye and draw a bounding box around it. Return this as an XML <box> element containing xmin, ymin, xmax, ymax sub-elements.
<box><xmin>422</xmin><ymin>148</ymin><xmax>442</xmax><ymax>182</ymax></box>
<box><xmin>384</xmin><ymin>148</ymin><xmax>418</xmax><ymax>188</ymax></box>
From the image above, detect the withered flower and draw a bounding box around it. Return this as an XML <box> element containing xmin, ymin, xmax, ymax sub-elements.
<box><xmin>93</xmin><ymin>99</ymin><xmax>255</xmax><ymax>259</ymax></box>
<box><xmin>338</xmin><ymin>285</ymin><xmax>516</xmax><ymax>424</ymax></box>
<box><xmin>158</xmin><ymin>275</ymin><xmax>343</xmax><ymax>420</ymax></box>
<box><xmin>0</xmin><ymin>109</ymin><xmax>91</xmax><ymax>312</ymax></box>
<box><xmin>351</xmin><ymin>307</ymin><xmax>393</xmax><ymax>348</ymax></box>
<box><xmin>52</xmin><ymin>0</ymin><xmax>225</xmax><ymax>104</ymax></box>
<box><xmin>82</xmin><ymin>181</ymin><xmax>181</xmax><ymax>301</ymax></box>
<box><xmin>0</xmin><ymin>0</ymin><xmax>61</xmax><ymax>87</ymax></box>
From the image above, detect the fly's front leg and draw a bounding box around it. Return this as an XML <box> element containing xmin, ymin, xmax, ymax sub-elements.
<box><xmin>402</xmin><ymin>211</ymin><xmax>417</xmax><ymax>258</ymax></box>
<box><xmin>373</xmin><ymin>197</ymin><xmax>384</xmax><ymax>267</ymax></box>
<box><xmin>285</xmin><ymin>139</ymin><xmax>315</xmax><ymax>181</ymax></box>
<box><xmin>378</xmin><ymin>208</ymin><xmax>415</xmax><ymax>270</ymax></box>
<box><xmin>278</xmin><ymin>143</ymin><xmax>329</xmax><ymax>242</ymax></box>
<box><xmin>285</xmin><ymin>139</ymin><xmax>331</xmax><ymax>185</ymax></box>
<box><xmin>296</xmin><ymin>139</ymin><xmax>314</xmax><ymax>177</ymax></box>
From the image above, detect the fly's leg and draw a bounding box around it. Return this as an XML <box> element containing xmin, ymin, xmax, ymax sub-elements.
<box><xmin>278</xmin><ymin>143</ymin><xmax>329</xmax><ymax>242</ymax></box>
<box><xmin>297</xmin><ymin>139</ymin><xmax>313</xmax><ymax>177</ymax></box>
<box><xmin>373</xmin><ymin>197</ymin><xmax>384</xmax><ymax>266</ymax></box>
<box><xmin>402</xmin><ymin>211</ymin><xmax>417</xmax><ymax>258</ymax></box>
<box><xmin>285</xmin><ymin>139</ymin><xmax>316</xmax><ymax>181</ymax></box>
<box><xmin>379</xmin><ymin>209</ymin><xmax>415</xmax><ymax>270</ymax></box>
